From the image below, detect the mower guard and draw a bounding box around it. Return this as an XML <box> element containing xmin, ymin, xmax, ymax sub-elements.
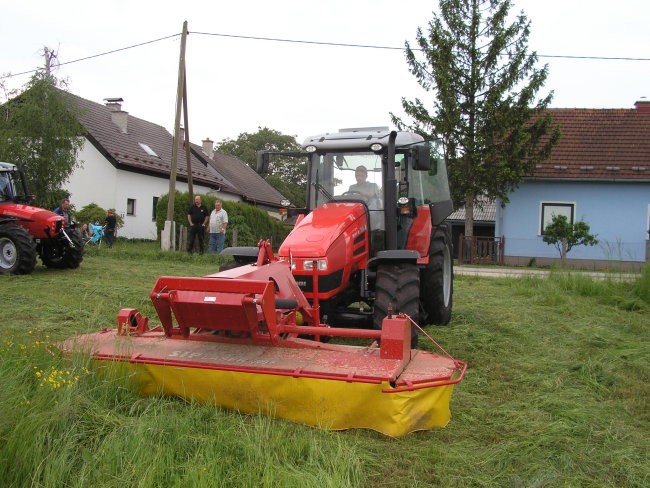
<box><xmin>60</xmin><ymin>241</ymin><xmax>465</xmax><ymax>437</ymax></box>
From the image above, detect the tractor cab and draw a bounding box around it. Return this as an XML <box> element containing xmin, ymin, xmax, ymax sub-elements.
<box><xmin>0</xmin><ymin>162</ymin><xmax>32</xmax><ymax>204</ymax></box>
<box><xmin>302</xmin><ymin>128</ymin><xmax>452</xmax><ymax>256</ymax></box>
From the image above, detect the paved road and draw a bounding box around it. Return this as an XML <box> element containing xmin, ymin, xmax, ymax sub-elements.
<box><xmin>454</xmin><ymin>265</ymin><xmax>640</xmax><ymax>281</ymax></box>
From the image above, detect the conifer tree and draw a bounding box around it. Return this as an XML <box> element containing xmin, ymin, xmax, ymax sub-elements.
<box><xmin>392</xmin><ymin>0</ymin><xmax>560</xmax><ymax>236</ymax></box>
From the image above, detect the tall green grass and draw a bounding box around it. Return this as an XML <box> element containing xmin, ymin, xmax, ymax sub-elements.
<box><xmin>1</xmin><ymin>244</ymin><xmax>648</xmax><ymax>487</ymax></box>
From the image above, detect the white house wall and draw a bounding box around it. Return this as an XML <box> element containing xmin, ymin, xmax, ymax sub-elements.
<box><xmin>64</xmin><ymin>138</ymin><xmax>241</xmax><ymax>239</ymax></box>
<box><xmin>65</xmin><ymin>139</ymin><xmax>117</xmax><ymax>212</ymax></box>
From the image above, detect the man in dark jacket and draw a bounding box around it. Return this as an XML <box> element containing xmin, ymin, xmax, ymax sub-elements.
<box><xmin>103</xmin><ymin>208</ymin><xmax>117</xmax><ymax>247</ymax></box>
<box><xmin>187</xmin><ymin>195</ymin><xmax>209</xmax><ymax>253</ymax></box>
<box><xmin>53</xmin><ymin>198</ymin><xmax>71</xmax><ymax>226</ymax></box>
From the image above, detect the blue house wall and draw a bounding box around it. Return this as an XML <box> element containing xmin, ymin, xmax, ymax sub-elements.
<box><xmin>496</xmin><ymin>180</ymin><xmax>649</xmax><ymax>263</ymax></box>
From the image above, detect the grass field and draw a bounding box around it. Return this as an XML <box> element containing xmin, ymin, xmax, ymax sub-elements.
<box><xmin>1</xmin><ymin>242</ymin><xmax>648</xmax><ymax>487</ymax></box>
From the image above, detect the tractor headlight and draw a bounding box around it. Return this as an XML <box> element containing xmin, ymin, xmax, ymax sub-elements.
<box><xmin>370</xmin><ymin>143</ymin><xmax>383</xmax><ymax>151</ymax></box>
<box><xmin>303</xmin><ymin>259</ymin><xmax>328</xmax><ymax>271</ymax></box>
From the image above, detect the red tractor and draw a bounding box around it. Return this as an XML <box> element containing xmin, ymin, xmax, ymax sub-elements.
<box><xmin>227</xmin><ymin>128</ymin><xmax>454</xmax><ymax>345</ymax></box>
<box><xmin>0</xmin><ymin>161</ymin><xmax>83</xmax><ymax>275</ymax></box>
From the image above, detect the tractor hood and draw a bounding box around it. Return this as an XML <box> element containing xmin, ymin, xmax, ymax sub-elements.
<box><xmin>1</xmin><ymin>203</ymin><xmax>59</xmax><ymax>222</ymax></box>
<box><xmin>278</xmin><ymin>202</ymin><xmax>366</xmax><ymax>257</ymax></box>
<box><xmin>0</xmin><ymin>203</ymin><xmax>64</xmax><ymax>238</ymax></box>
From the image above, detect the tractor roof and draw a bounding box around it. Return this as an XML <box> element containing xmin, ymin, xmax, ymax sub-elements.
<box><xmin>302</xmin><ymin>129</ymin><xmax>424</xmax><ymax>151</ymax></box>
<box><xmin>0</xmin><ymin>162</ymin><xmax>17</xmax><ymax>171</ymax></box>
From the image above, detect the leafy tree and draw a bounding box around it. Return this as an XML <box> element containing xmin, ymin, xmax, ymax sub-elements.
<box><xmin>0</xmin><ymin>71</ymin><xmax>85</xmax><ymax>210</ymax></box>
<box><xmin>392</xmin><ymin>0</ymin><xmax>560</xmax><ymax>236</ymax></box>
<box><xmin>216</xmin><ymin>127</ymin><xmax>306</xmax><ymax>207</ymax></box>
<box><xmin>543</xmin><ymin>214</ymin><xmax>598</xmax><ymax>263</ymax></box>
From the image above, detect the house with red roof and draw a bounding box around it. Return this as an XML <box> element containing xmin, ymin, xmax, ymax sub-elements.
<box><xmin>62</xmin><ymin>92</ymin><xmax>286</xmax><ymax>239</ymax></box>
<box><xmin>495</xmin><ymin>100</ymin><xmax>650</xmax><ymax>270</ymax></box>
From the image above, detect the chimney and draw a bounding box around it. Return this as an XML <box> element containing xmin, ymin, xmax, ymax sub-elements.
<box><xmin>179</xmin><ymin>126</ymin><xmax>186</xmax><ymax>148</ymax></box>
<box><xmin>634</xmin><ymin>98</ymin><xmax>650</xmax><ymax>113</ymax></box>
<box><xmin>104</xmin><ymin>97</ymin><xmax>128</xmax><ymax>134</ymax></box>
<box><xmin>202</xmin><ymin>138</ymin><xmax>214</xmax><ymax>159</ymax></box>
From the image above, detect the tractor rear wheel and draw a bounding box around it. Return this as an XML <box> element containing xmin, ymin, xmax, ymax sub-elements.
<box><xmin>0</xmin><ymin>224</ymin><xmax>37</xmax><ymax>275</ymax></box>
<box><xmin>421</xmin><ymin>223</ymin><xmax>453</xmax><ymax>325</ymax></box>
<box><xmin>373</xmin><ymin>263</ymin><xmax>420</xmax><ymax>347</ymax></box>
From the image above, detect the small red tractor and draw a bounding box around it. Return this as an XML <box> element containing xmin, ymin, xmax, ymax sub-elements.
<box><xmin>0</xmin><ymin>161</ymin><xmax>83</xmax><ymax>274</ymax></box>
<box><xmin>227</xmin><ymin>127</ymin><xmax>454</xmax><ymax>344</ymax></box>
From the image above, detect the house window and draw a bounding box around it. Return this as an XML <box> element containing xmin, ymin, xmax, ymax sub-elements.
<box><xmin>540</xmin><ymin>202</ymin><xmax>574</xmax><ymax>235</ymax></box>
<box><xmin>152</xmin><ymin>196</ymin><xmax>159</xmax><ymax>221</ymax></box>
<box><xmin>127</xmin><ymin>198</ymin><xmax>136</xmax><ymax>216</ymax></box>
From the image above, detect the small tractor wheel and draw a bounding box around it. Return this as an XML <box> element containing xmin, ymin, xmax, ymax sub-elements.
<box><xmin>0</xmin><ymin>224</ymin><xmax>37</xmax><ymax>275</ymax></box>
<box><xmin>373</xmin><ymin>263</ymin><xmax>420</xmax><ymax>347</ymax></box>
<box><xmin>62</xmin><ymin>229</ymin><xmax>84</xmax><ymax>269</ymax></box>
<box><xmin>41</xmin><ymin>229</ymin><xmax>84</xmax><ymax>269</ymax></box>
<box><xmin>421</xmin><ymin>223</ymin><xmax>453</xmax><ymax>325</ymax></box>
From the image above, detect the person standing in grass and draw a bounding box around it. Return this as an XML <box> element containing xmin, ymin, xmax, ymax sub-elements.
<box><xmin>208</xmin><ymin>200</ymin><xmax>228</xmax><ymax>254</ymax></box>
<box><xmin>187</xmin><ymin>195</ymin><xmax>209</xmax><ymax>254</ymax></box>
<box><xmin>103</xmin><ymin>209</ymin><xmax>117</xmax><ymax>247</ymax></box>
<box><xmin>53</xmin><ymin>197</ymin><xmax>71</xmax><ymax>226</ymax></box>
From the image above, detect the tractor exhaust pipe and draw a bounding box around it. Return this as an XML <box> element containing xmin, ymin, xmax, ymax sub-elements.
<box><xmin>384</xmin><ymin>131</ymin><xmax>398</xmax><ymax>250</ymax></box>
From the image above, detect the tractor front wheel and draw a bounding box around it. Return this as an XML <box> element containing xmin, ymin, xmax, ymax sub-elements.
<box><xmin>41</xmin><ymin>230</ymin><xmax>84</xmax><ymax>269</ymax></box>
<box><xmin>421</xmin><ymin>223</ymin><xmax>453</xmax><ymax>325</ymax></box>
<box><xmin>373</xmin><ymin>263</ymin><xmax>420</xmax><ymax>347</ymax></box>
<box><xmin>0</xmin><ymin>224</ymin><xmax>37</xmax><ymax>275</ymax></box>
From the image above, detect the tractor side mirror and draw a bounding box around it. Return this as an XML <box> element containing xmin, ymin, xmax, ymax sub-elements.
<box><xmin>411</xmin><ymin>145</ymin><xmax>431</xmax><ymax>171</ymax></box>
<box><xmin>256</xmin><ymin>152</ymin><xmax>270</xmax><ymax>175</ymax></box>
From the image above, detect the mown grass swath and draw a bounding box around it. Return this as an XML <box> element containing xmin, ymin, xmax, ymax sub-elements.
<box><xmin>1</xmin><ymin>242</ymin><xmax>648</xmax><ymax>487</ymax></box>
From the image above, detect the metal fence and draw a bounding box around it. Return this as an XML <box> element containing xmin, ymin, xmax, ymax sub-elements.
<box><xmin>457</xmin><ymin>235</ymin><xmax>505</xmax><ymax>265</ymax></box>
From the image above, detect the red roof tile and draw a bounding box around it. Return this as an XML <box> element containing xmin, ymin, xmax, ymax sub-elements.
<box><xmin>530</xmin><ymin>107</ymin><xmax>650</xmax><ymax>181</ymax></box>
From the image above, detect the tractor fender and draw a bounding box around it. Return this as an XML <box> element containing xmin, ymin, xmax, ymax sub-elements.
<box><xmin>220</xmin><ymin>246</ymin><xmax>259</xmax><ymax>262</ymax></box>
<box><xmin>430</xmin><ymin>199</ymin><xmax>454</xmax><ymax>227</ymax></box>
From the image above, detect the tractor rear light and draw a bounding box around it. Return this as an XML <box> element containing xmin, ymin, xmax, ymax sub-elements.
<box><xmin>303</xmin><ymin>259</ymin><xmax>327</xmax><ymax>271</ymax></box>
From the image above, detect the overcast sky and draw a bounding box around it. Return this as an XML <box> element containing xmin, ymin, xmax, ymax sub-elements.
<box><xmin>2</xmin><ymin>0</ymin><xmax>649</xmax><ymax>145</ymax></box>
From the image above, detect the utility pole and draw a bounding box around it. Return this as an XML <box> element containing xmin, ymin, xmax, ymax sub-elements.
<box><xmin>43</xmin><ymin>47</ymin><xmax>57</xmax><ymax>76</ymax></box>
<box><xmin>162</xmin><ymin>21</ymin><xmax>189</xmax><ymax>251</ymax></box>
<box><xmin>183</xmin><ymin>63</ymin><xmax>193</xmax><ymax>198</ymax></box>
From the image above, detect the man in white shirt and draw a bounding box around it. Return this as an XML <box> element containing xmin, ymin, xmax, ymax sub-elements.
<box><xmin>208</xmin><ymin>200</ymin><xmax>228</xmax><ymax>254</ymax></box>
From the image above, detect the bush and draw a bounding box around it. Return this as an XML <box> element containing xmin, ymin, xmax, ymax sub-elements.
<box><xmin>75</xmin><ymin>202</ymin><xmax>124</xmax><ymax>228</ymax></box>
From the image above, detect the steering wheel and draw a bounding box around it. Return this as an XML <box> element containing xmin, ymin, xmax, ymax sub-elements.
<box><xmin>341</xmin><ymin>190</ymin><xmax>367</xmax><ymax>199</ymax></box>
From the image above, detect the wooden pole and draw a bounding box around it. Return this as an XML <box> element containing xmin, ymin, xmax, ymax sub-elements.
<box><xmin>166</xmin><ymin>20</ymin><xmax>188</xmax><ymax>221</ymax></box>
<box><xmin>182</xmin><ymin>63</ymin><xmax>193</xmax><ymax>200</ymax></box>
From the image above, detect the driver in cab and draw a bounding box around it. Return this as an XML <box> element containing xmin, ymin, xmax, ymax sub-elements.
<box><xmin>348</xmin><ymin>165</ymin><xmax>380</xmax><ymax>200</ymax></box>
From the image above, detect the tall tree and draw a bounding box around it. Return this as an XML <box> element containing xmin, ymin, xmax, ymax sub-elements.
<box><xmin>0</xmin><ymin>64</ymin><xmax>84</xmax><ymax>209</ymax></box>
<box><xmin>216</xmin><ymin>127</ymin><xmax>306</xmax><ymax>207</ymax></box>
<box><xmin>392</xmin><ymin>0</ymin><xmax>560</xmax><ymax>236</ymax></box>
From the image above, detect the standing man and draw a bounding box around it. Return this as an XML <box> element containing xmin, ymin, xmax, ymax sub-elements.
<box><xmin>187</xmin><ymin>195</ymin><xmax>209</xmax><ymax>254</ymax></box>
<box><xmin>53</xmin><ymin>198</ymin><xmax>71</xmax><ymax>226</ymax></box>
<box><xmin>208</xmin><ymin>200</ymin><xmax>228</xmax><ymax>254</ymax></box>
<box><xmin>103</xmin><ymin>208</ymin><xmax>117</xmax><ymax>247</ymax></box>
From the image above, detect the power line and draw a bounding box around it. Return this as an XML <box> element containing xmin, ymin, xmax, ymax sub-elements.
<box><xmin>191</xmin><ymin>31</ymin><xmax>406</xmax><ymax>50</ymax></box>
<box><xmin>1</xmin><ymin>33</ymin><xmax>180</xmax><ymax>80</ymax></box>
<box><xmin>3</xmin><ymin>30</ymin><xmax>649</xmax><ymax>81</ymax></box>
<box><xmin>192</xmin><ymin>31</ymin><xmax>650</xmax><ymax>61</ymax></box>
